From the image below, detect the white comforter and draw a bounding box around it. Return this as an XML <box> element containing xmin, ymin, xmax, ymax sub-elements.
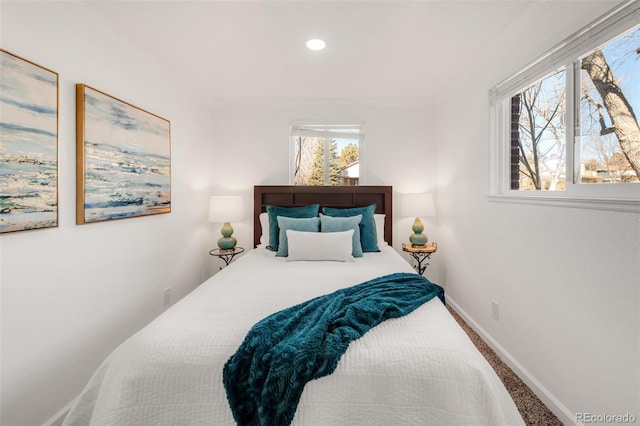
<box><xmin>63</xmin><ymin>246</ymin><xmax>523</xmax><ymax>425</ymax></box>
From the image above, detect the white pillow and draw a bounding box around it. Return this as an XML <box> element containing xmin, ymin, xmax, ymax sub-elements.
<box><xmin>286</xmin><ymin>229</ymin><xmax>355</xmax><ymax>262</ymax></box>
<box><xmin>374</xmin><ymin>214</ymin><xmax>387</xmax><ymax>246</ymax></box>
<box><xmin>259</xmin><ymin>212</ymin><xmax>269</xmax><ymax>246</ymax></box>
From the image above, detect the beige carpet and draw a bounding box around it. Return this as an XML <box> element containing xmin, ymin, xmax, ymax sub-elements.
<box><xmin>447</xmin><ymin>306</ymin><xmax>563</xmax><ymax>426</ymax></box>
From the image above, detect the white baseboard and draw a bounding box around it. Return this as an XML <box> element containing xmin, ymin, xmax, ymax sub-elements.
<box><xmin>446</xmin><ymin>297</ymin><xmax>581</xmax><ymax>426</ymax></box>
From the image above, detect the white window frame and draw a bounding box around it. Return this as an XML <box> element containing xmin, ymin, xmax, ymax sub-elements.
<box><xmin>289</xmin><ymin>120</ymin><xmax>365</xmax><ymax>185</ymax></box>
<box><xmin>489</xmin><ymin>0</ymin><xmax>640</xmax><ymax>213</ymax></box>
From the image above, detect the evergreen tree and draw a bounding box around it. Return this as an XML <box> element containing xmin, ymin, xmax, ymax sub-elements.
<box><xmin>328</xmin><ymin>139</ymin><xmax>341</xmax><ymax>186</ymax></box>
<box><xmin>308</xmin><ymin>138</ymin><xmax>342</xmax><ymax>185</ymax></box>
<box><xmin>339</xmin><ymin>143</ymin><xmax>359</xmax><ymax>167</ymax></box>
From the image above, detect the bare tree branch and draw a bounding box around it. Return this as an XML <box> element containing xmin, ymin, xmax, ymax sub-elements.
<box><xmin>582</xmin><ymin>49</ymin><xmax>640</xmax><ymax>178</ymax></box>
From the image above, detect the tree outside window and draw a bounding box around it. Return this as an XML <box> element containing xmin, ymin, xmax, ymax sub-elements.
<box><xmin>511</xmin><ymin>70</ymin><xmax>567</xmax><ymax>190</ymax></box>
<box><xmin>579</xmin><ymin>28</ymin><xmax>640</xmax><ymax>184</ymax></box>
<box><xmin>509</xmin><ymin>26</ymin><xmax>639</xmax><ymax>191</ymax></box>
<box><xmin>290</xmin><ymin>122</ymin><xmax>363</xmax><ymax>186</ymax></box>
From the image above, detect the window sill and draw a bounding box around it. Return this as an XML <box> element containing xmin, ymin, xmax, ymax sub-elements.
<box><xmin>487</xmin><ymin>194</ymin><xmax>640</xmax><ymax>213</ymax></box>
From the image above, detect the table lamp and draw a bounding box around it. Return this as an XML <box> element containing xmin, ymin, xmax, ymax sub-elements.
<box><xmin>399</xmin><ymin>193</ymin><xmax>435</xmax><ymax>247</ymax></box>
<box><xmin>208</xmin><ymin>195</ymin><xmax>244</xmax><ymax>251</ymax></box>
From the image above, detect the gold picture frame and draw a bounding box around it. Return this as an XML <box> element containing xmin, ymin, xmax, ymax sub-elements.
<box><xmin>0</xmin><ymin>49</ymin><xmax>59</xmax><ymax>234</ymax></box>
<box><xmin>76</xmin><ymin>84</ymin><xmax>171</xmax><ymax>224</ymax></box>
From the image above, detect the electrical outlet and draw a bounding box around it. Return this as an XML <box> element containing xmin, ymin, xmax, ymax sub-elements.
<box><xmin>491</xmin><ymin>300</ymin><xmax>500</xmax><ymax>321</ymax></box>
<box><xmin>163</xmin><ymin>287</ymin><xmax>171</xmax><ymax>306</ymax></box>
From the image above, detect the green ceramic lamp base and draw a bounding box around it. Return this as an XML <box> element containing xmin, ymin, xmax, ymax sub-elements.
<box><xmin>409</xmin><ymin>216</ymin><xmax>428</xmax><ymax>247</ymax></box>
<box><xmin>217</xmin><ymin>222</ymin><xmax>237</xmax><ymax>250</ymax></box>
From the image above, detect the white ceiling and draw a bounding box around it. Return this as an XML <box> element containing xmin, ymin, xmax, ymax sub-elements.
<box><xmin>84</xmin><ymin>0</ymin><xmax>620</xmax><ymax>101</ymax></box>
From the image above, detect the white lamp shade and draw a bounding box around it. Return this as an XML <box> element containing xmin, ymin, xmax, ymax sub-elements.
<box><xmin>208</xmin><ymin>196</ymin><xmax>244</xmax><ymax>223</ymax></box>
<box><xmin>399</xmin><ymin>193</ymin><xmax>435</xmax><ymax>218</ymax></box>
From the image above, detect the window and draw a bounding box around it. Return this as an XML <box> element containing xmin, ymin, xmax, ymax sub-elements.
<box><xmin>578</xmin><ymin>31</ymin><xmax>639</xmax><ymax>186</ymax></box>
<box><xmin>289</xmin><ymin>121</ymin><xmax>364</xmax><ymax>186</ymax></box>
<box><xmin>510</xmin><ymin>69</ymin><xmax>567</xmax><ymax>191</ymax></box>
<box><xmin>490</xmin><ymin>1</ymin><xmax>640</xmax><ymax>211</ymax></box>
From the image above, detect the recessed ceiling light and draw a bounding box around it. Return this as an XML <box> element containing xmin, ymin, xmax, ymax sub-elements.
<box><xmin>306</xmin><ymin>39</ymin><xmax>326</xmax><ymax>51</ymax></box>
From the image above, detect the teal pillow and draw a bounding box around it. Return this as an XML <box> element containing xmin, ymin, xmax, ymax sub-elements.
<box><xmin>320</xmin><ymin>214</ymin><xmax>363</xmax><ymax>257</ymax></box>
<box><xmin>276</xmin><ymin>216</ymin><xmax>320</xmax><ymax>257</ymax></box>
<box><xmin>321</xmin><ymin>204</ymin><xmax>379</xmax><ymax>252</ymax></box>
<box><xmin>266</xmin><ymin>204</ymin><xmax>320</xmax><ymax>251</ymax></box>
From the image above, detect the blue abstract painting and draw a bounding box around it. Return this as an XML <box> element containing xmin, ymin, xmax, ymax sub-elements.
<box><xmin>0</xmin><ymin>50</ymin><xmax>58</xmax><ymax>234</ymax></box>
<box><xmin>77</xmin><ymin>85</ymin><xmax>171</xmax><ymax>224</ymax></box>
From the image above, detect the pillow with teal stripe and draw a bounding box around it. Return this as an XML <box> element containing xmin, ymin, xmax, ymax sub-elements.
<box><xmin>321</xmin><ymin>204</ymin><xmax>379</xmax><ymax>252</ymax></box>
<box><xmin>276</xmin><ymin>216</ymin><xmax>320</xmax><ymax>257</ymax></box>
<box><xmin>266</xmin><ymin>204</ymin><xmax>320</xmax><ymax>251</ymax></box>
<box><xmin>320</xmin><ymin>214</ymin><xmax>363</xmax><ymax>257</ymax></box>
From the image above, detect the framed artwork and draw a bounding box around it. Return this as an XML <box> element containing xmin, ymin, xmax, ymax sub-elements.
<box><xmin>76</xmin><ymin>84</ymin><xmax>171</xmax><ymax>224</ymax></box>
<box><xmin>0</xmin><ymin>49</ymin><xmax>59</xmax><ymax>234</ymax></box>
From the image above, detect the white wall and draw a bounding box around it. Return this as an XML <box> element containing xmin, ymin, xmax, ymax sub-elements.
<box><xmin>206</xmin><ymin>98</ymin><xmax>441</xmax><ymax>271</ymax></box>
<box><xmin>0</xmin><ymin>3</ymin><xmax>222</xmax><ymax>425</ymax></box>
<box><xmin>434</xmin><ymin>1</ymin><xmax>639</xmax><ymax>424</ymax></box>
<box><xmin>5</xmin><ymin>1</ymin><xmax>635</xmax><ymax>425</ymax></box>
<box><xmin>0</xmin><ymin>5</ymin><xmax>440</xmax><ymax>425</ymax></box>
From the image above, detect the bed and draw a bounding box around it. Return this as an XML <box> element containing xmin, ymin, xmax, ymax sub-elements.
<box><xmin>63</xmin><ymin>185</ymin><xmax>523</xmax><ymax>426</ymax></box>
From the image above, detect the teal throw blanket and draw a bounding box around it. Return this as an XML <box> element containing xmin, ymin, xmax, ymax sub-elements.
<box><xmin>223</xmin><ymin>272</ymin><xmax>445</xmax><ymax>426</ymax></box>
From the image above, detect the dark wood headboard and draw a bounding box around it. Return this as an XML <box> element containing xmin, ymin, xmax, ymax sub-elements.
<box><xmin>254</xmin><ymin>185</ymin><xmax>392</xmax><ymax>248</ymax></box>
